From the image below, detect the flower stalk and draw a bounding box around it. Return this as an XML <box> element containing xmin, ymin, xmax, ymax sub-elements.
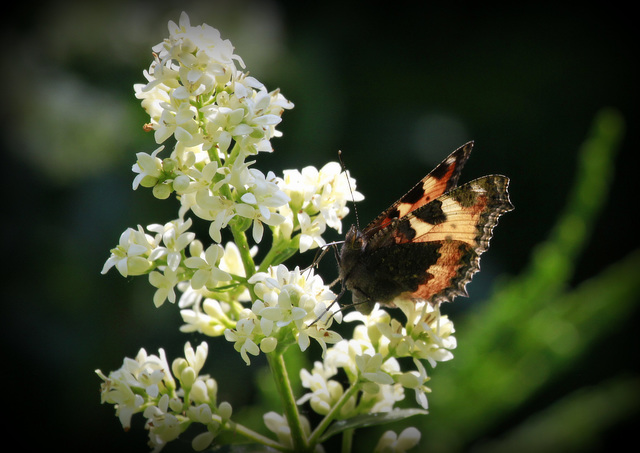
<box><xmin>267</xmin><ymin>351</ymin><xmax>310</xmax><ymax>452</ymax></box>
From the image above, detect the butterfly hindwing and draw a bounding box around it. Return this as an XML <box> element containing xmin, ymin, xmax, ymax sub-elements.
<box><xmin>389</xmin><ymin>175</ymin><xmax>513</xmax><ymax>303</ymax></box>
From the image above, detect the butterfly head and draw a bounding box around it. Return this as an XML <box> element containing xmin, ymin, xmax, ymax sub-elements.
<box><xmin>343</xmin><ymin>224</ymin><xmax>365</xmax><ymax>250</ymax></box>
<box><xmin>338</xmin><ymin>224</ymin><xmax>366</xmax><ymax>279</ymax></box>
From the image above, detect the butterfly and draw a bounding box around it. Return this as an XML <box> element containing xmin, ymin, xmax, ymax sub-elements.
<box><xmin>336</xmin><ymin>141</ymin><xmax>513</xmax><ymax>315</ymax></box>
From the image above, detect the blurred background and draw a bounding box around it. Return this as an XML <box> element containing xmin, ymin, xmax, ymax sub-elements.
<box><xmin>3</xmin><ymin>1</ymin><xmax>638</xmax><ymax>452</ymax></box>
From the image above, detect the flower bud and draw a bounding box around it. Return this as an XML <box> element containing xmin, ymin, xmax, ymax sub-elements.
<box><xmin>180</xmin><ymin>366</ymin><xmax>197</xmax><ymax>389</ymax></box>
<box><xmin>260</xmin><ymin>337</ymin><xmax>278</xmax><ymax>353</ymax></box>
<box><xmin>218</xmin><ymin>401</ymin><xmax>232</xmax><ymax>420</ymax></box>
<box><xmin>172</xmin><ymin>358</ymin><xmax>188</xmax><ymax>379</ymax></box>
<box><xmin>173</xmin><ymin>174</ymin><xmax>191</xmax><ymax>193</ymax></box>
<box><xmin>153</xmin><ymin>182</ymin><xmax>172</xmax><ymax>199</ymax></box>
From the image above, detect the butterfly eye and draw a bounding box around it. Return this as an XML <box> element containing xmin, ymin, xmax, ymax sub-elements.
<box><xmin>350</xmin><ymin>231</ymin><xmax>365</xmax><ymax>250</ymax></box>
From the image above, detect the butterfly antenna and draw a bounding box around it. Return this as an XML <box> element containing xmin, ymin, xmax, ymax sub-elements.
<box><xmin>338</xmin><ymin>150</ymin><xmax>360</xmax><ymax>229</ymax></box>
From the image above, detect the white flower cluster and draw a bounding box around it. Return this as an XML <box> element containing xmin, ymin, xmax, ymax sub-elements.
<box><xmin>99</xmin><ymin>12</ymin><xmax>450</xmax><ymax>453</ymax></box>
<box><xmin>132</xmin><ymin>12</ymin><xmax>295</xmax><ymax>245</ymax></box>
<box><xmin>102</xmin><ymin>13</ymin><xmax>360</xmax><ymax>340</ymax></box>
<box><xmin>96</xmin><ymin>342</ymin><xmax>228</xmax><ymax>453</ymax></box>
<box><xmin>103</xmin><ymin>12</ymin><xmax>360</xmax><ymax>309</ymax></box>
<box><xmin>298</xmin><ymin>301</ymin><xmax>456</xmax><ymax>415</ymax></box>
<box><xmin>130</xmin><ymin>10</ymin><xmax>361</xmax><ymax>248</ymax></box>
<box><xmin>101</xmin><ymin>218</ymin><xmax>233</xmax><ymax>308</ymax></box>
<box><xmin>276</xmin><ymin>162</ymin><xmax>363</xmax><ymax>252</ymax></box>
<box><xmin>224</xmin><ymin>264</ymin><xmax>343</xmax><ymax>364</ymax></box>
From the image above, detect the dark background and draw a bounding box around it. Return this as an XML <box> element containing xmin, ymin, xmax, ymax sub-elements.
<box><xmin>2</xmin><ymin>1</ymin><xmax>637</xmax><ymax>452</ymax></box>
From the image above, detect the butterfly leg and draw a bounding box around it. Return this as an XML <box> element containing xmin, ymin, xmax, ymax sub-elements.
<box><xmin>306</xmin><ymin>285</ymin><xmax>346</xmax><ymax>328</ymax></box>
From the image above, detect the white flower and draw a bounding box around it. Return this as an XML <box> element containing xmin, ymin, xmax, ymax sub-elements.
<box><xmin>183</xmin><ymin>341</ymin><xmax>208</xmax><ymax>375</ymax></box>
<box><xmin>394</xmin><ymin>300</ymin><xmax>457</xmax><ymax>367</ymax></box>
<box><xmin>149</xmin><ymin>267</ymin><xmax>180</xmax><ymax>307</ymax></box>
<box><xmin>249</xmin><ymin>264</ymin><xmax>342</xmax><ymax>351</ymax></box>
<box><xmin>134</xmin><ymin>71</ymin><xmax>172</xmax><ymax>128</ymax></box>
<box><xmin>146</xmin><ymin>218</ymin><xmax>195</xmax><ymax>271</ymax></box>
<box><xmin>298</xmin><ymin>323</ymin><xmax>343</xmax><ymax>356</ymax></box>
<box><xmin>297</xmin><ymin>361</ymin><xmax>345</xmax><ymax>416</ymax></box>
<box><xmin>132</xmin><ymin>146</ymin><xmax>165</xmax><ymax>190</ymax></box>
<box><xmin>366</xmin><ymin>381</ymin><xmax>405</xmax><ymax>413</ymax></box>
<box><xmin>222</xmin><ymin>265</ymin><xmax>341</xmax><ymax>365</ymax></box>
<box><xmin>192</xmin><ymin>430</ymin><xmax>215</xmax><ymax>452</ymax></box>
<box><xmin>181</xmin><ymin>189</ymin><xmax>237</xmax><ymax>243</ymax></box>
<box><xmin>178</xmin><ymin>287</ymin><xmax>235</xmax><ymax>337</ymax></box>
<box><xmin>95</xmin><ymin>369</ymin><xmax>145</xmax><ymax>429</ymax></box>
<box><xmin>224</xmin><ymin>318</ymin><xmax>260</xmax><ymax>365</ymax></box>
<box><xmin>276</xmin><ymin>162</ymin><xmax>363</xmax><ymax>251</ymax></box>
<box><xmin>101</xmin><ymin>225</ymin><xmax>159</xmax><ymax>277</ymax></box>
<box><xmin>136</xmin><ymin>11</ymin><xmax>292</xmax><ymax>158</ymax></box>
<box><xmin>374</xmin><ymin>427</ymin><xmax>421</xmax><ymax>453</ymax></box>
<box><xmin>96</xmin><ymin>347</ymin><xmax>175</xmax><ymax>429</ymax></box>
<box><xmin>322</xmin><ymin>335</ymin><xmax>367</xmax><ymax>380</ymax></box>
<box><xmin>263</xmin><ymin>412</ymin><xmax>312</xmax><ymax>451</ymax></box>
<box><xmin>356</xmin><ymin>353</ymin><xmax>395</xmax><ymax>392</ymax></box>
<box><xmin>163</xmin><ymin>12</ymin><xmax>242</xmax><ymax>70</ymax></box>
<box><xmin>236</xmin><ymin>169</ymin><xmax>289</xmax><ymax>243</ymax></box>
<box><xmin>178</xmin><ymin>243</ymin><xmax>255</xmax><ymax>337</ymax></box>
<box><xmin>297</xmin><ymin>211</ymin><xmax>327</xmax><ymax>252</ymax></box>
<box><xmin>184</xmin><ymin>243</ymin><xmax>232</xmax><ymax>290</ymax></box>
<box><xmin>259</xmin><ymin>288</ymin><xmax>307</xmax><ymax>329</ymax></box>
<box><xmin>144</xmin><ymin>394</ymin><xmax>184</xmax><ymax>452</ymax></box>
<box><xmin>218</xmin><ymin>241</ymin><xmax>255</xmax><ymax>290</ymax></box>
<box><xmin>309</xmin><ymin>162</ymin><xmax>363</xmax><ymax>233</ymax></box>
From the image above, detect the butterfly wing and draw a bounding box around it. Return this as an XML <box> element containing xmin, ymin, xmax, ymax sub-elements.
<box><xmin>364</xmin><ymin>141</ymin><xmax>474</xmax><ymax>234</ymax></box>
<box><xmin>381</xmin><ymin>175</ymin><xmax>513</xmax><ymax>304</ymax></box>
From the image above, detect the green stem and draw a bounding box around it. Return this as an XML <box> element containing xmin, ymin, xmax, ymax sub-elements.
<box><xmin>308</xmin><ymin>382</ymin><xmax>361</xmax><ymax>446</ymax></box>
<box><xmin>259</xmin><ymin>235</ymin><xmax>299</xmax><ymax>272</ymax></box>
<box><xmin>230</xmin><ymin>224</ymin><xmax>257</xmax><ymax>281</ymax></box>
<box><xmin>341</xmin><ymin>429</ymin><xmax>354</xmax><ymax>453</ymax></box>
<box><xmin>267</xmin><ymin>352</ymin><xmax>309</xmax><ymax>452</ymax></box>
<box><xmin>214</xmin><ymin>414</ymin><xmax>286</xmax><ymax>451</ymax></box>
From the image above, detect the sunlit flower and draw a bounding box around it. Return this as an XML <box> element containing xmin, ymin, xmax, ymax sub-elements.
<box><xmin>144</xmin><ymin>394</ymin><xmax>185</xmax><ymax>452</ymax></box>
<box><xmin>180</xmin><ymin>296</ymin><xmax>231</xmax><ymax>337</ymax></box>
<box><xmin>101</xmin><ymin>225</ymin><xmax>159</xmax><ymax>277</ymax></box>
<box><xmin>184</xmin><ymin>243</ymin><xmax>232</xmax><ymax>290</ymax></box>
<box><xmin>297</xmin><ymin>212</ymin><xmax>327</xmax><ymax>252</ymax></box>
<box><xmin>249</xmin><ymin>265</ymin><xmax>342</xmax><ymax>349</ymax></box>
<box><xmin>96</xmin><ymin>347</ymin><xmax>175</xmax><ymax>429</ymax></box>
<box><xmin>276</xmin><ymin>162</ymin><xmax>363</xmax><ymax>252</ymax></box>
<box><xmin>356</xmin><ymin>353</ymin><xmax>395</xmax><ymax>386</ymax></box>
<box><xmin>100</xmin><ymin>11</ymin><xmax>455</xmax><ymax>453</ymax></box>
<box><xmin>374</xmin><ymin>427</ymin><xmax>421</xmax><ymax>453</ymax></box>
<box><xmin>224</xmin><ymin>317</ymin><xmax>260</xmax><ymax>365</ymax></box>
<box><xmin>146</xmin><ymin>218</ymin><xmax>195</xmax><ymax>271</ymax></box>
<box><xmin>394</xmin><ymin>300</ymin><xmax>457</xmax><ymax>367</ymax></box>
<box><xmin>263</xmin><ymin>412</ymin><xmax>312</xmax><ymax>451</ymax></box>
<box><xmin>298</xmin><ymin>361</ymin><xmax>346</xmax><ymax>416</ymax></box>
<box><xmin>149</xmin><ymin>267</ymin><xmax>180</xmax><ymax>307</ymax></box>
<box><xmin>132</xmin><ymin>146</ymin><xmax>165</xmax><ymax>190</ymax></box>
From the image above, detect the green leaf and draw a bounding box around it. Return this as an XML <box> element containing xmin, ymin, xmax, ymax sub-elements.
<box><xmin>319</xmin><ymin>409</ymin><xmax>428</xmax><ymax>443</ymax></box>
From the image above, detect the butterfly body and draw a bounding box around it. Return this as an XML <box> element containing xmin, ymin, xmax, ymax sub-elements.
<box><xmin>338</xmin><ymin>142</ymin><xmax>513</xmax><ymax>314</ymax></box>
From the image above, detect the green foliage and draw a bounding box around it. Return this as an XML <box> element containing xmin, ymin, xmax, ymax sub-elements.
<box><xmin>415</xmin><ymin>109</ymin><xmax>637</xmax><ymax>452</ymax></box>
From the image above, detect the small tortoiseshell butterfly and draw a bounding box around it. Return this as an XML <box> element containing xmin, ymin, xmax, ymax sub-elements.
<box><xmin>337</xmin><ymin>141</ymin><xmax>513</xmax><ymax>314</ymax></box>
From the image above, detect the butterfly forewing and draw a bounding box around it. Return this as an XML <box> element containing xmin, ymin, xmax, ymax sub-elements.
<box><xmin>365</xmin><ymin>141</ymin><xmax>474</xmax><ymax>233</ymax></box>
